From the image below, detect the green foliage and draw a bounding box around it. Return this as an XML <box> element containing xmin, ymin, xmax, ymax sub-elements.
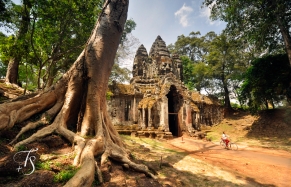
<box><xmin>169</xmin><ymin>31</ymin><xmax>206</xmax><ymax>62</ymax></box>
<box><xmin>1</xmin><ymin>0</ymin><xmax>103</xmax><ymax>88</ymax></box>
<box><xmin>205</xmin><ymin>33</ymin><xmax>250</xmax><ymax>108</ymax></box>
<box><xmin>109</xmin><ymin>63</ymin><xmax>131</xmax><ymax>84</ymax></box>
<box><xmin>203</xmin><ymin>0</ymin><xmax>290</xmax><ymax>57</ymax></box>
<box><xmin>180</xmin><ymin>55</ymin><xmax>195</xmax><ymax>90</ymax></box>
<box><xmin>202</xmin><ymin>0</ymin><xmax>291</xmax><ymax>110</ymax></box>
<box><xmin>15</xmin><ymin>144</ymin><xmax>27</xmax><ymax>152</ymax></box>
<box><xmin>240</xmin><ymin>54</ymin><xmax>291</xmax><ymax>112</ymax></box>
<box><xmin>230</xmin><ymin>102</ymin><xmax>240</xmax><ymax>109</ymax></box>
<box><xmin>120</xmin><ymin>19</ymin><xmax>136</xmax><ymax>45</ymax></box>
<box><xmin>205</xmin><ymin>133</ymin><xmax>219</xmax><ymax>142</ymax></box>
<box><xmin>0</xmin><ymin>61</ymin><xmax>6</xmax><ymax>78</ymax></box>
<box><xmin>111</xmin><ymin>19</ymin><xmax>138</xmax><ymax>84</ymax></box>
<box><xmin>171</xmin><ymin>31</ymin><xmax>251</xmax><ymax>110</ymax></box>
<box><xmin>0</xmin><ymin>34</ymin><xmax>16</xmax><ymax>64</ymax></box>
<box><xmin>1</xmin><ymin>1</ymin><xmax>137</xmax><ymax>88</ymax></box>
<box><xmin>106</xmin><ymin>90</ymin><xmax>113</xmax><ymax>100</ymax></box>
<box><xmin>54</xmin><ymin>166</ymin><xmax>79</xmax><ymax>183</ymax></box>
<box><xmin>36</xmin><ymin>159</ymin><xmax>79</xmax><ymax>183</ymax></box>
<box><xmin>18</xmin><ymin>63</ymin><xmax>38</xmax><ymax>90</ymax></box>
<box><xmin>170</xmin><ymin>31</ymin><xmax>217</xmax><ymax>91</ymax></box>
<box><xmin>180</xmin><ymin>55</ymin><xmax>211</xmax><ymax>91</ymax></box>
<box><xmin>192</xmin><ymin>62</ymin><xmax>211</xmax><ymax>92</ymax></box>
<box><xmin>0</xmin><ymin>0</ymin><xmax>13</xmax><ymax>26</ymax></box>
<box><xmin>30</xmin><ymin>0</ymin><xmax>103</xmax><ymax>88</ymax></box>
<box><xmin>36</xmin><ymin>160</ymin><xmax>51</xmax><ymax>170</ymax></box>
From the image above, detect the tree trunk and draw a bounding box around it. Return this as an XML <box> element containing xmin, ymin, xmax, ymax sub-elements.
<box><xmin>223</xmin><ymin>83</ymin><xmax>232</xmax><ymax>109</ymax></box>
<box><xmin>5</xmin><ymin>57</ymin><xmax>20</xmax><ymax>84</ymax></box>
<box><xmin>5</xmin><ymin>1</ymin><xmax>31</xmax><ymax>84</ymax></box>
<box><xmin>222</xmin><ymin>61</ymin><xmax>233</xmax><ymax>116</ymax></box>
<box><xmin>277</xmin><ymin>16</ymin><xmax>291</xmax><ymax>100</ymax></box>
<box><xmin>43</xmin><ymin>59</ymin><xmax>57</xmax><ymax>89</ymax></box>
<box><xmin>277</xmin><ymin>16</ymin><xmax>291</xmax><ymax>66</ymax></box>
<box><xmin>0</xmin><ymin>1</ymin><xmax>156</xmax><ymax>186</ymax></box>
<box><xmin>279</xmin><ymin>21</ymin><xmax>291</xmax><ymax>66</ymax></box>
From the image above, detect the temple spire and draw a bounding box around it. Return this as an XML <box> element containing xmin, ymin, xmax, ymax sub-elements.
<box><xmin>149</xmin><ymin>35</ymin><xmax>170</xmax><ymax>57</ymax></box>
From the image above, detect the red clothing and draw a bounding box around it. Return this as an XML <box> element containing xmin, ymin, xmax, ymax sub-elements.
<box><xmin>224</xmin><ymin>139</ymin><xmax>229</xmax><ymax>146</ymax></box>
<box><xmin>222</xmin><ymin>133</ymin><xmax>229</xmax><ymax>147</ymax></box>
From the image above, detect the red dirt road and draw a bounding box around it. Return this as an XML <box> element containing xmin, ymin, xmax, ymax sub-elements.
<box><xmin>166</xmin><ymin>137</ymin><xmax>291</xmax><ymax>187</ymax></box>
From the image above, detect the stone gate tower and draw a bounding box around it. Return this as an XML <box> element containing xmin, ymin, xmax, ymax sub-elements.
<box><xmin>107</xmin><ymin>36</ymin><xmax>223</xmax><ymax>138</ymax></box>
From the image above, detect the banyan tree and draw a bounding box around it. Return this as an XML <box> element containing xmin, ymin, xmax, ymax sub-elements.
<box><xmin>0</xmin><ymin>1</ymin><xmax>156</xmax><ymax>186</ymax></box>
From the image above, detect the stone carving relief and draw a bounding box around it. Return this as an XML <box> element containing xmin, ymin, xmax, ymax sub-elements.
<box><xmin>111</xmin><ymin>107</ymin><xmax>117</xmax><ymax>117</ymax></box>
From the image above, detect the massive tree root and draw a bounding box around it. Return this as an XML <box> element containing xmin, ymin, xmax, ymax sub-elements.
<box><xmin>0</xmin><ymin>1</ymin><xmax>156</xmax><ymax>186</ymax></box>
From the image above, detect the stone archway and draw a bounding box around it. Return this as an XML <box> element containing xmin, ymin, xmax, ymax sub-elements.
<box><xmin>166</xmin><ymin>85</ymin><xmax>182</xmax><ymax>137</ymax></box>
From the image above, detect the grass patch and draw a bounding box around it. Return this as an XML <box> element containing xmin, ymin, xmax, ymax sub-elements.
<box><xmin>36</xmin><ymin>157</ymin><xmax>79</xmax><ymax>183</ymax></box>
<box><xmin>210</xmin><ymin>123</ymin><xmax>235</xmax><ymax>133</ymax></box>
<box><xmin>122</xmin><ymin>135</ymin><xmax>183</xmax><ymax>154</ymax></box>
<box><xmin>15</xmin><ymin>145</ymin><xmax>28</xmax><ymax>152</ymax></box>
<box><xmin>205</xmin><ymin>132</ymin><xmax>220</xmax><ymax>142</ymax></box>
<box><xmin>54</xmin><ymin>167</ymin><xmax>79</xmax><ymax>183</ymax></box>
<box><xmin>36</xmin><ymin>161</ymin><xmax>51</xmax><ymax>170</ymax></box>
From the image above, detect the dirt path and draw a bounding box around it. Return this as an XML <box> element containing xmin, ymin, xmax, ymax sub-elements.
<box><xmin>166</xmin><ymin>137</ymin><xmax>291</xmax><ymax>187</ymax></box>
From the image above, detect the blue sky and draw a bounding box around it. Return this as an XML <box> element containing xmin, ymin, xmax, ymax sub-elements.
<box><xmin>11</xmin><ymin>0</ymin><xmax>226</xmax><ymax>51</ymax></box>
<box><xmin>9</xmin><ymin>0</ymin><xmax>226</xmax><ymax>70</ymax></box>
<box><xmin>128</xmin><ymin>0</ymin><xmax>226</xmax><ymax>51</ymax></box>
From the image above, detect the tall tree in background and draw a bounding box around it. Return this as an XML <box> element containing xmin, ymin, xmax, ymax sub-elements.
<box><xmin>206</xmin><ymin>34</ymin><xmax>247</xmax><ymax>113</ymax></box>
<box><xmin>169</xmin><ymin>31</ymin><xmax>205</xmax><ymax>62</ymax></box>
<box><xmin>240</xmin><ymin>54</ymin><xmax>291</xmax><ymax>112</ymax></box>
<box><xmin>203</xmin><ymin>0</ymin><xmax>291</xmax><ymax>65</ymax></box>
<box><xmin>4</xmin><ymin>0</ymin><xmax>31</xmax><ymax>84</ymax></box>
<box><xmin>179</xmin><ymin>55</ymin><xmax>211</xmax><ymax>91</ymax></box>
<box><xmin>1</xmin><ymin>0</ymin><xmax>103</xmax><ymax>89</ymax></box>
<box><xmin>169</xmin><ymin>31</ymin><xmax>215</xmax><ymax>91</ymax></box>
<box><xmin>1</xmin><ymin>0</ymin><xmax>136</xmax><ymax>89</ymax></box>
<box><xmin>170</xmin><ymin>31</ymin><xmax>250</xmax><ymax>111</ymax></box>
<box><xmin>33</xmin><ymin>0</ymin><xmax>103</xmax><ymax>89</ymax></box>
<box><xmin>0</xmin><ymin>0</ymin><xmax>12</xmax><ymax>26</ymax></box>
<box><xmin>0</xmin><ymin>1</ymin><xmax>155</xmax><ymax>186</ymax></box>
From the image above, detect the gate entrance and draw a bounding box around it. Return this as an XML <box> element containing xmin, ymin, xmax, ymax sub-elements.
<box><xmin>166</xmin><ymin>85</ymin><xmax>181</xmax><ymax>137</ymax></box>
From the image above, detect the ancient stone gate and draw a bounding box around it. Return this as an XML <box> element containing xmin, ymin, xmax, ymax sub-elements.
<box><xmin>107</xmin><ymin>36</ymin><xmax>223</xmax><ymax>138</ymax></box>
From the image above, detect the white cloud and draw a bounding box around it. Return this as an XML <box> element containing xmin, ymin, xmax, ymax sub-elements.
<box><xmin>200</xmin><ymin>6</ymin><xmax>211</xmax><ymax>19</ymax></box>
<box><xmin>199</xmin><ymin>2</ymin><xmax>223</xmax><ymax>26</ymax></box>
<box><xmin>199</xmin><ymin>6</ymin><xmax>215</xmax><ymax>25</ymax></box>
<box><xmin>175</xmin><ymin>4</ymin><xmax>193</xmax><ymax>27</ymax></box>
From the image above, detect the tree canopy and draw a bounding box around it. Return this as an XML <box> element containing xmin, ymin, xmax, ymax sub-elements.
<box><xmin>0</xmin><ymin>0</ymin><xmax>137</xmax><ymax>88</ymax></box>
<box><xmin>240</xmin><ymin>54</ymin><xmax>291</xmax><ymax>112</ymax></box>
<box><xmin>167</xmin><ymin>0</ymin><xmax>291</xmax><ymax>111</ymax></box>
<box><xmin>0</xmin><ymin>0</ymin><xmax>12</xmax><ymax>27</ymax></box>
<box><xmin>170</xmin><ymin>32</ymin><xmax>250</xmax><ymax>111</ymax></box>
<box><xmin>203</xmin><ymin>0</ymin><xmax>291</xmax><ymax>65</ymax></box>
<box><xmin>0</xmin><ymin>0</ymin><xmax>103</xmax><ymax>87</ymax></box>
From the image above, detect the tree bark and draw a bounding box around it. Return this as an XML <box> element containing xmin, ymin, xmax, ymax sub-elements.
<box><xmin>5</xmin><ymin>1</ymin><xmax>31</xmax><ymax>84</ymax></box>
<box><xmin>5</xmin><ymin>57</ymin><xmax>20</xmax><ymax>84</ymax></box>
<box><xmin>0</xmin><ymin>1</ymin><xmax>156</xmax><ymax>186</ymax></box>
<box><xmin>222</xmin><ymin>61</ymin><xmax>233</xmax><ymax>116</ymax></box>
<box><xmin>277</xmin><ymin>17</ymin><xmax>291</xmax><ymax>66</ymax></box>
<box><xmin>223</xmin><ymin>82</ymin><xmax>232</xmax><ymax>109</ymax></box>
<box><xmin>222</xmin><ymin>79</ymin><xmax>233</xmax><ymax>116</ymax></box>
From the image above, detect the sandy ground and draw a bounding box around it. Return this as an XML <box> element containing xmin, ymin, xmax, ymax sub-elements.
<box><xmin>165</xmin><ymin>137</ymin><xmax>291</xmax><ymax>187</ymax></box>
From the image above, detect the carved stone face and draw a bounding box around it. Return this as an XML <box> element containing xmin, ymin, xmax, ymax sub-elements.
<box><xmin>112</xmin><ymin>107</ymin><xmax>117</xmax><ymax>117</ymax></box>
